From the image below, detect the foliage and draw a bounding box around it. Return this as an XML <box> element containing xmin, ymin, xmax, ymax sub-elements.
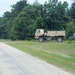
<box><xmin>69</xmin><ymin>0</ymin><xmax>75</xmax><ymax>19</ymax></box>
<box><xmin>66</xmin><ymin>22</ymin><xmax>75</xmax><ymax>38</ymax></box>
<box><xmin>0</xmin><ymin>0</ymin><xmax>74</xmax><ymax>40</ymax></box>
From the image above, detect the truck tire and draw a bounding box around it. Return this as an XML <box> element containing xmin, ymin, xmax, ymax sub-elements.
<box><xmin>38</xmin><ymin>37</ymin><xmax>44</xmax><ymax>42</ymax></box>
<box><xmin>57</xmin><ymin>37</ymin><xmax>63</xmax><ymax>42</ymax></box>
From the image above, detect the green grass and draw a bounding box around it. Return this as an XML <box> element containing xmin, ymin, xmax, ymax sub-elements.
<box><xmin>5</xmin><ymin>40</ymin><xmax>75</xmax><ymax>74</ymax></box>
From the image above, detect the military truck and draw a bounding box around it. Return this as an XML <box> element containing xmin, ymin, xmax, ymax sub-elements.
<box><xmin>35</xmin><ymin>29</ymin><xmax>66</xmax><ymax>42</ymax></box>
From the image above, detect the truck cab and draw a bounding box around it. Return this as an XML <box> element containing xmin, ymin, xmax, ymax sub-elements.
<box><xmin>35</xmin><ymin>29</ymin><xmax>45</xmax><ymax>42</ymax></box>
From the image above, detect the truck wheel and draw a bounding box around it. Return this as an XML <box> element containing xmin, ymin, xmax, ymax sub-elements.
<box><xmin>57</xmin><ymin>37</ymin><xmax>63</xmax><ymax>42</ymax></box>
<box><xmin>38</xmin><ymin>37</ymin><xmax>44</xmax><ymax>42</ymax></box>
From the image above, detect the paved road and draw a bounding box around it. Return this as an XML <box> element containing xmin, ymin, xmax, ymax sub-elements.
<box><xmin>0</xmin><ymin>43</ymin><xmax>72</xmax><ymax>75</ymax></box>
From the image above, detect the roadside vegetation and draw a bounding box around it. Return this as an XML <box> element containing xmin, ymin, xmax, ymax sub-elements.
<box><xmin>5</xmin><ymin>40</ymin><xmax>75</xmax><ymax>74</ymax></box>
<box><xmin>0</xmin><ymin>0</ymin><xmax>75</xmax><ymax>40</ymax></box>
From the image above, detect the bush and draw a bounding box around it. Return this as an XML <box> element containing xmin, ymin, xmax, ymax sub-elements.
<box><xmin>66</xmin><ymin>22</ymin><xmax>75</xmax><ymax>38</ymax></box>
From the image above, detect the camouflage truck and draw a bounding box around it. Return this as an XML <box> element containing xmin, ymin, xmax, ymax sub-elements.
<box><xmin>35</xmin><ymin>29</ymin><xmax>66</xmax><ymax>42</ymax></box>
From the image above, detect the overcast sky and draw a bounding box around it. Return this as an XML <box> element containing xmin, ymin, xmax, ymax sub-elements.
<box><xmin>0</xmin><ymin>0</ymin><xmax>73</xmax><ymax>17</ymax></box>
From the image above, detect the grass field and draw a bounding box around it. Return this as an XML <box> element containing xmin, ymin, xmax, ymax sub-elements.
<box><xmin>4</xmin><ymin>40</ymin><xmax>75</xmax><ymax>74</ymax></box>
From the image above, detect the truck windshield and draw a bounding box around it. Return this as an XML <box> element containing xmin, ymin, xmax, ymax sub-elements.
<box><xmin>36</xmin><ymin>29</ymin><xmax>40</xmax><ymax>34</ymax></box>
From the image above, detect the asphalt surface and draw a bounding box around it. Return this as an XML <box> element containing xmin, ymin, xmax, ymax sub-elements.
<box><xmin>0</xmin><ymin>42</ymin><xmax>72</xmax><ymax>75</ymax></box>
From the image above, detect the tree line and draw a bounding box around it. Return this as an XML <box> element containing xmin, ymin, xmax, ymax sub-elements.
<box><xmin>0</xmin><ymin>0</ymin><xmax>75</xmax><ymax>40</ymax></box>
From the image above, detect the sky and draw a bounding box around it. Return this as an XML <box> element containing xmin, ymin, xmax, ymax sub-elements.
<box><xmin>0</xmin><ymin>0</ymin><xmax>73</xmax><ymax>17</ymax></box>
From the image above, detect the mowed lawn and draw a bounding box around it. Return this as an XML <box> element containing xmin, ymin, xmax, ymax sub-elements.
<box><xmin>6</xmin><ymin>40</ymin><xmax>75</xmax><ymax>74</ymax></box>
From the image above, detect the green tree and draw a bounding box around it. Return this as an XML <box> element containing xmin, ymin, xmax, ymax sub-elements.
<box><xmin>66</xmin><ymin>0</ymin><xmax>75</xmax><ymax>38</ymax></box>
<box><xmin>7</xmin><ymin>0</ymin><xmax>28</xmax><ymax>39</ymax></box>
<box><xmin>0</xmin><ymin>11</ymin><xmax>11</xmax><ymax>39</ymax></box>
<box><xmin>70</xmin><ymin>0</ymin><xmax>75</xmax><ymax>20</ymax></box>
<box><xmin>42</xmin><ymin>0</ymin><xmax>69</xmax><ymax>30</ymax></box>
<box><xmin>11</xmin><ymin>0</ymin><xmax>27</xmax><ymax>16</ymax></box>
<box><xmin>11</xmin><ymin>5</ymin><xmax>37</xmax><ymax>40</ymax></box>
<box><xmin>66</xmin><ymin>22</ymin><xmax>75</xmax><ymax>38</ymax></box>
<box><xmin>0</xmin><ymin>17</ymin><xmax>6</xmax><ymax>39</ymax></box>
